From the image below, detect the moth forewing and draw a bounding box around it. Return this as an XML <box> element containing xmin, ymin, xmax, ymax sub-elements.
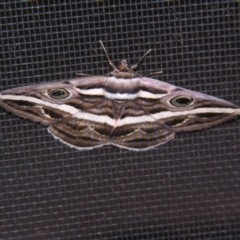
<box><xmin>0</xmin><ymin>41</ymin><xmax>239</xmax><ymax>151</ymax></box>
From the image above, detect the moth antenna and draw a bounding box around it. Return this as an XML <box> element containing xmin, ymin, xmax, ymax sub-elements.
<box><xmin>131</xmin><ymin>49</ymin><xmax>151</xmax><ymax>71</ymax></box>
<box><xmin>99</xmin><ymin>40</ymin><xmax>118</xmax><ymax>71</ymax></box>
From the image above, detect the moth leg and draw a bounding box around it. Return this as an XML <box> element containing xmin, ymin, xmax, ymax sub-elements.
<box><xmin>75</xmin><ymin>73</ymin><xmax>93</xmax><ymax>77</ymax></box>
<box><xmin>145</xmin><ymin>71</ymin><xmax>163</xmax><ymax>77</ymax></box>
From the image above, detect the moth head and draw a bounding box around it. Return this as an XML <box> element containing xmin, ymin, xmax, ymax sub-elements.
<box><xmin>117</xmin><ymin>60</ymin><xmax>131</xmax><ymax>71</ymax></box>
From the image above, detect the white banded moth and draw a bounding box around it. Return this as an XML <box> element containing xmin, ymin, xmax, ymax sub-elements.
<box><xmin>0</xmin><ymin>41</ymin><xmax>239</xmax><ymax>151</ymax></box>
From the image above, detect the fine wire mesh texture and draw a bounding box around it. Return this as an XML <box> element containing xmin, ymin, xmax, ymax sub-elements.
<box><xmin>0</xmin><ymin>1</ymin><xmax>240</xmax><ymax>239</ymax></box>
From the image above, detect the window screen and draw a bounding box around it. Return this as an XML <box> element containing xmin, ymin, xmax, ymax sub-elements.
<box><xmin>0</xmin><ymin>1</ymin><xmax>239</xmax><ymax>239</ymax></box>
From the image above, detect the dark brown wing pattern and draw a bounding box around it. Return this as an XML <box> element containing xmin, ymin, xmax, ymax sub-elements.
<box><xmin>0</xmin><ymin>41</ymin><xmax>239</xmax><ymax>151</ymax></box>
<box><xmin>0</xmin><ymin>75</ymin><xmax>239</xmax><ymax>151</ymax></box>
<box><xmin>48</xmin><ymin>92</ymin><xmax>175</xmax><ymax>151</ymax></box>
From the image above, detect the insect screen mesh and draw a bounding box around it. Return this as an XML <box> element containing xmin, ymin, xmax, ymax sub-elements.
<box><xmin>0</xmin><ymin>1</ymin><xmax>239</xmax><ymax>239</ymax></box>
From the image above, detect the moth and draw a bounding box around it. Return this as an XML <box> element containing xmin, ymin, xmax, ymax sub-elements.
<box><xmin>0</xmin><ymin>41</ymin><xmax>239</xmax><ymax>151</ymax></box>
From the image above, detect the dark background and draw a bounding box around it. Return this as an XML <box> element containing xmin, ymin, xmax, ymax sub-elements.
<box><xmin>0</xmin><ymin>1</ymin><xmax>239</xmax><ymax>239</ymax></box>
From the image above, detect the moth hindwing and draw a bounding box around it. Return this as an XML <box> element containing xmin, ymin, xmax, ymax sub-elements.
<box><xmin>0</xmin><ymin>41</ymin><xmax>239</xmax><ymax>151</ymax></box>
